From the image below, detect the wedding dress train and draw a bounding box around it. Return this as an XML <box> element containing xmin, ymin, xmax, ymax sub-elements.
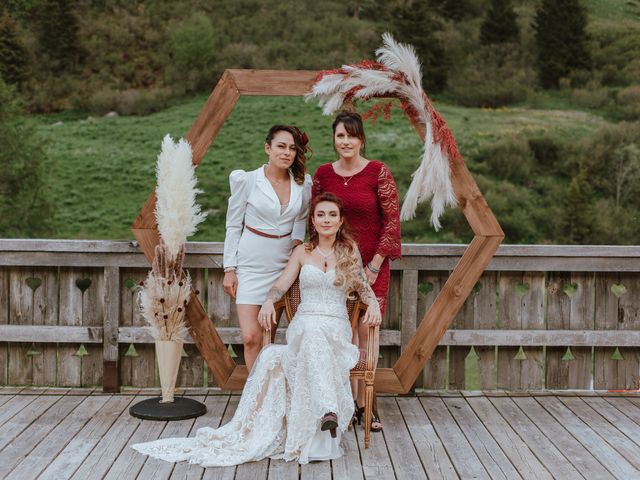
<box><xmin>131</xmin><ymin>264</ymin><xmax>359</xmax><ymax>466</ymax></box>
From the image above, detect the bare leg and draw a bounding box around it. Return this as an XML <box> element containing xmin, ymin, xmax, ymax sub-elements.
<box><xmin>237</xmin><ymin>304</ymin><xmax>262</xmax><ymax>372</ymax></box>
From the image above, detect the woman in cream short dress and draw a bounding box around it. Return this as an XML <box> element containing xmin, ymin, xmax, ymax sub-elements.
<box><xmin>223</xmin><ymin>125</ymin><xmax>312</xmax><ymax>371</ymax></box>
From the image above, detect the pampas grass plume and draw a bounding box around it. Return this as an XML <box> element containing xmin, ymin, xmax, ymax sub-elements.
<box><xmin>155</xmin><ymin>135</ymin><xmax>207</xmax><ymax>260</ymax></box>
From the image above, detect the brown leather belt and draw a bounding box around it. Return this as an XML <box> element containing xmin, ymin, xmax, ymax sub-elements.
<box><xmin>245</xmin><ymin>225</ymin><xmax>291</xmax><ymax>239</ymax></box>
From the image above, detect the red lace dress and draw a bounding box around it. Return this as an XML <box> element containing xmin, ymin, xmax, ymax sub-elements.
<box><xmin>312</xmin><ymin>161</ymin><xmax>402</xmax><ymax>314</ymax></box>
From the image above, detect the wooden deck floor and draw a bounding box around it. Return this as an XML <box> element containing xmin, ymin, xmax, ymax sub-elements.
<box><xmin>1</xmin><ymin>388</ymin><xmax>640</xmax><ymax>479</ymax></box>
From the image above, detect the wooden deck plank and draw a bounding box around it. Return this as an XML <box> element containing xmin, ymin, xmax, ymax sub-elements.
<box><xmin>421</xmin><ymin>396</ymin><xmax>490</xmax><ymax>479</ymax></box>
<box><xmin>170</xmin><ymin>394</ymin><xmax>231</xmax><ymax>480</ymax></box>
<box><xmin>488</xmin><ymin>397</ymin><xmax>583</xmax><ymax>479</ymax></box>
<box><xmin>510</xmin><ymin>396</ymin><xmax>613</xmax><ymax>479</ymax></box>
<box><xmin>0</xmin><ymin>394</ymin><xmax>85</xmax><ymax>478</ymax></box>
<box><xmin>71</xmin><ymin>396</ymin><xmax>154</xmax><ymax>479</ymax></box>
<box><xmin>396</xmin><ymin>397</ymin><xmax>458</xmax><ymax>480</ymax></box>
<box><xmin>102</xmin><ymin>406</ymin><xmax>167</xmax><ymax>479</ymax></box>
<box><xmin>0</xmin><ymin>394</ymin><xmax>40</xmax><ymax>428</ymax></box>
<box><xmin>583</xmin><ymin>397</ymin><xmax>640</xmax><ymax>446</ymax></box>
<box><xmin>268</xmin><ymin>457</ymin><xmax>299</xmax><ymax>480</ymax></box>
<box><xmin>0</xmin><ymin>393</ymin><xmax>16</xmax><ymax>408</ymax></box>
<box><xmin>331</xmin><ymin>427</ymin><xmax>364</xmax><ymax>480</ymax></box>
<box><xmin>443</xmin><ymin>397</ymin><xmax>522</xmax><ymax>479</ymax></box>
<box><xmin>0</xmin><ymin>394</ymin><xmax>60</xmax><ymax>450</ymax></box>
<box><xmin>0</xmin><ymin>397</ymin><xmax>84</xmax><ymax>478</ymax></box>
<box><xmin>136</xmin><ymin>395</ymin><xmax>206</xmax><ymax>480</ymax></box>
<box><xmin>535</xmin><ymin>396</ymin><xmax>639</xmax><ymax>479</ymax></box>
<box><xmin>465</xmin><ymin>397</ymin><xmax>552</xmax><ymax>480</ymax></box>
<box><xmin>558</xmin><ymin>396</ymin><xmax>640</xmax><ymax>470</ymax></box>
<box><xmin>356</xmin><ymin>401</ymin><xmax>395</xmax><ymax>479</ymax></box>
<box><xmin>6</xmin><ymin>394</ymin><xmax>111</xmax><ymax>480</ymax></box>
<box><xmin>301</xmin><ymin>459</ymin><xmax>331</xmax><ymax>479</ymax></box>
<box><xmin>38</xmin><ymin>395</ymin><xmax>134</xmax><ymax>480</ymax></box>
<box><xmin>377</xmin><ymin>397</ymin><xmax>427</xmax><ymax>479</ymax></box>
<box><xmin>202</xmin><ymin>395</ymin><xmax>239</xmax><ymax>480</ymax></box>
<box><xmin>602</xmin><ymin>397</ymin><xmax>640</xmax><ymax>428</ymax></box>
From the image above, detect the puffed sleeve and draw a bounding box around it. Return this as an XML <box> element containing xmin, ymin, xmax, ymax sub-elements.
<box><xmin>291</xmin><ymin>174</ymin><xmax>312</xmax><ymax>242</ymax></box>
<box><xmin>223</xmin><ymin>170</ymin><xmax>248</xmax><ymax>268</ymax></box>
<box><xmin>376</xmin><ymin>164</ymin><xmax>402</xmax><ymax>260</ymax></box>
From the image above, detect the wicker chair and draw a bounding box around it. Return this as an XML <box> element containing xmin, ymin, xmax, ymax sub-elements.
<box><xmin>261</xmin><ymin>277</ymin><xmax>379</xmax><ymax>448</ymax></box>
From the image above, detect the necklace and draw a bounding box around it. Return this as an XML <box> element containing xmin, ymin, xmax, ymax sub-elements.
<box><xmin>315</xmin><ymin>246</ymin><xmax>334</xmax><ymax>271</ymax></box>
<box><xmin>340</xmin><ymin>174</ymin><xmax>355</xmax><ymax>186</ymax></box>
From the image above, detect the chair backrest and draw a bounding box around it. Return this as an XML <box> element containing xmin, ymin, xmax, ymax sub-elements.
<box><xmin>280</xmin><ymin>277</ymin><xmax>367</xmax><ymax>333</ymax></box>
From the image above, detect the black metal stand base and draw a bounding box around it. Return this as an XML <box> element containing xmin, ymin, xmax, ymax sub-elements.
<box><xmin>129</xmin><ymin>397</ymin><xmax>207</xmax><ymax>421</ymax></box>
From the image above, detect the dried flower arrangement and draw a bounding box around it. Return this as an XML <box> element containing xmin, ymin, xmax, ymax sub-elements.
<box><xmin>137</xmin><ymin>135</ymin><xmax>207</xmax><ymax>342</ymax></box>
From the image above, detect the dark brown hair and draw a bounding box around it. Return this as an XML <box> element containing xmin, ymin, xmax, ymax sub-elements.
<box><xmin>332</xmin><ymin>111</ymin><xmax>366</xmax><ymax>155</ymax></box>
<box><xmin>265</xmin><ymin>125</ymin><xmax>308</xmax><ymax>185</ymax></box>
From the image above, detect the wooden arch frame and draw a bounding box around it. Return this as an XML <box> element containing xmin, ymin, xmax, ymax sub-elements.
<box><xmin>131</xmin><ymin>69</ymin><xmax>504</xmax><ymax>393</ymax></box>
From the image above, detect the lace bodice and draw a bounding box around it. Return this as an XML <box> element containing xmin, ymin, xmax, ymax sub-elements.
<box><xmin>297</xmin><ymin>264</ymin><xmax>348</xmax><ymax>319</ymax></box>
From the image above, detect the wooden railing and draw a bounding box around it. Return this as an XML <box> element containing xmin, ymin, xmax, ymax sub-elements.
<box><xmin>1</xmin><ymin>240</ymin><xmax>639</xmax><ymax>391</ymax></box>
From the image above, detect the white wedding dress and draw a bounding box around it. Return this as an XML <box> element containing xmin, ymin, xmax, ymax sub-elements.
<box><xmin>131</xmin><ymin>264</ymin><xmax>359</xmax><ymax>466</ymax></box>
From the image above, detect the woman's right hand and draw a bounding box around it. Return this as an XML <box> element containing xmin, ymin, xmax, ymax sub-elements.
<box><xmin>223</xmin><ymin>271</ymin><xmax>238</xmax><ymax>299</ymax></box>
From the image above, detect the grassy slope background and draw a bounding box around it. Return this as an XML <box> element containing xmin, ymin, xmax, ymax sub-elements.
<box><xmin>37</xmin><ymin>95</ymin><xmax>608</xmax><ymax>242</ymax></box>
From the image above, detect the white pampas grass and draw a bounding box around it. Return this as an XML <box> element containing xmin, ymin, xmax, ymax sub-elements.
<box><xmin>306</xmin><ymin>33</ymin><xmax>458</xmax><ymax>230</ymax></box>
<box><xmin>155</xmin><ymin>134</ymin><xmax>207</xmax><ymax>260</ymax></box>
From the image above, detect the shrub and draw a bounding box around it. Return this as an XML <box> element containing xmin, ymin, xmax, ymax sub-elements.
<box><xmin>169</xmin><ymin>13</ymin><xmax>218</xmax><ymax>92</ymax></box>
<box><xmin>528</xmin><ymin>136</ymin><xmax>561</xmax><ymax>169</ymax></box>
<box><xmin>571</xmin><ymin>85</ymin><xmax>611</xmax><ymax>109</ymax></box>
<box><xmin>616</xmin><ymin>86</ymin><xmax>640</xmax><ymax>120</ymax></box>
<box><xmin>117</xmin><ymin>87</ymin><xmax>171</xmax><ymax>116</ymax></box>
<box><xmin>448</xmin><ymin>44</ymin><xmax>535</xmax><ymax>108</ymax></box>
<box><xmin>475</xmin><ymin>134</ymin><xmax>535</xmax><ymax>183</ymax></box>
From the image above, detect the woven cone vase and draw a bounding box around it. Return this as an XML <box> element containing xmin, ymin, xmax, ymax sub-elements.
<box><xmin>155</xmin><ymin>340</ymin><xmax>183</xmax><ymax>403</ymax></box>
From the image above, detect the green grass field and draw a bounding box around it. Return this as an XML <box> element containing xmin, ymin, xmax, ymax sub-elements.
<box><xmin>35</xmin><ymin>94</ymin><xmax>611</xmax><ymax>242</ymax></box>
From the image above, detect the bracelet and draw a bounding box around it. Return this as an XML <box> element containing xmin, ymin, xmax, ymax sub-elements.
<box><xmin>367</xmin><ymin>262</ymin><xmax>380</xmax><ymax>274</ymax></box>
<box><xmin>223</xmin><ymin>266</ymin><xmax>237</xmax><ymax>273</ymax></box>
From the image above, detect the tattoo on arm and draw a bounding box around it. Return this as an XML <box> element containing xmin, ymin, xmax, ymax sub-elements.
<box><xmin>357</xmin><ymin>269</ymin><xmax>379</xmax><ymax>308</ymax></box>
<box><xmin>266</xmin><ymin>285</ymin><xmax>286</xmax><ymax>303</ymax></box>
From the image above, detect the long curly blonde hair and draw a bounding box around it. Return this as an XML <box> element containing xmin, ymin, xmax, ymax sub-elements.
<box><xmin>306</xmin><ymin>192</ymin><xmax>365</xmax><ymax>295</ymax></box>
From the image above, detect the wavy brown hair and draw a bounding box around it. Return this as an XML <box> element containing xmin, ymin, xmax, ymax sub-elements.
<box><xmin>265</xmin><ymin>125</ymin><xmax>309</xmax><ymax>185</ymax></box>
<box><xmin>306</xmin><ymin>192</ymin><xmax>365</xmax><ymax>295</ymax></box>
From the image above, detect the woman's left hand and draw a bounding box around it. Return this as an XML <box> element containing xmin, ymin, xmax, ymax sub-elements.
<box><xmin>363</xmin><ymin>305</ymin><xmax>382</xmax><ymax>326</ymax></box>
<box><xmin>364</xmin><ymin>266</ymin><xmax>379</xmax><ymax>285</ymax></box>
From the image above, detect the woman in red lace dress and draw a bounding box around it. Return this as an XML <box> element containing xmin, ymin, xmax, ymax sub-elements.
<box><xmin>312</xmin><ymin>111</ymin><xmax>401</xmax><ymax>432</ymax></box>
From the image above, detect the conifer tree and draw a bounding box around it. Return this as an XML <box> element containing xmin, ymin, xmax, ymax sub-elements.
<box><xmin>34</xmin><ymin>0</ymin><xmax>82</xmax><ymax>72</ymax></box>
<box><xmin>560</xmin><ymin>166</ymin><xmax>594</xmax><ymax>243</ymax></box>
<box><xmin>533</xmin><ymin>0</ymin><xmax>591</xmax><ymax>88</ymax></box>
<box><xmin>480</xmin><ymin>0</ymin><xmax>520</xmax><ymax>45</ymax></box>
<box><xmin>0</xmin><ymin>9</ymin><xmax>28</xmax><ymax>87</ymax></box>
<box><xmin>0</xmin><ymin>78</ymin><xmax>53</xmax><ymax>236</ymax></box>
<box><xmin>390</xmin><ymin>0</ymin><xmax>448</xmax><ymax>92</ymax></box>
<box><xmin>429</xmin><ymin>0</ymin><xmax>471</xmax><ymax>21</ymax></box>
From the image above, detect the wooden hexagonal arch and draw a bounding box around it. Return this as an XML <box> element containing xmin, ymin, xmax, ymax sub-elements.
<box><xmin>132</xmin><ymin>69</ymin><xmax>504</xmax><ymax>393</ymax></box>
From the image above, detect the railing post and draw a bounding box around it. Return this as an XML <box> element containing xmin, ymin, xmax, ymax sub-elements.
<box><xmin>400</xmin><ymin>269</ymin><xmax>419</xmax><ymax>391</ymax></box>
<box><xmin>103</xmin><ymin>266</ymin><xmax>120</xmax><ymax>392</ymax></box>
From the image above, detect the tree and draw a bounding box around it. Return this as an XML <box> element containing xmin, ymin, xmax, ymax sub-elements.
<box><xmin>429</xmin><ymin>0</ymin><xmax>475</xmax><ymax>22</ymax></box>
<box><xmin>560</xmin><ymin>165</ymin><xmax>594</xmax><ymax>244</ymax></box>
<box><xmin>389</xmin><ymin>0</ymin><xmax>448</xmax><ymax>93</ymax></box>
<box><xmin>33</xmin><ymin>0</ymin><xmax>83</xmax><ymax>72</ymax></box>
<box><xmin>0</xmin><ymin>78</ymin><xmax>54</xmax><ymax>236</ymax></box>
<box><xmin>480</xmin><ymin>0</ymin><xmax>520</xmax><ymax>45</ymax></box>
<box><xmin>0</xmin><ymin>9</ymin><xmax>29</xmax><ymax>87</ymax></box>
<box><xmin>533</xmin><ymin>0</ymin><xmax>591</xmax><ymax>88</ymax></box>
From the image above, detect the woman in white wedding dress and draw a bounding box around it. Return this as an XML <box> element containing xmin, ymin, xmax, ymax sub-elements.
<box><xmin>131</xmin><ymin>192</ymin><xmax>382</xmax><ymax>466</ymax></box>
